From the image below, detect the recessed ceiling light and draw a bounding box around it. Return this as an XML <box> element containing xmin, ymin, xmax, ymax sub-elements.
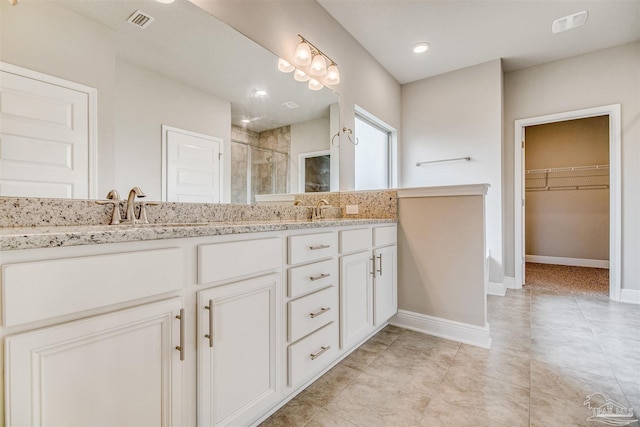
<box><xmin>254</xmin><ymin>90</ymin><xmax>268</xmax><ymax>97</ymax></box>
<box><xmin>552</xmin><ymin>11</ymin><xmax>588</xmax><ymax>34</ymax></box>
<box><xmin>155</xmin><ymin>0</ymin><xmax>175</xmax><ymax>3</ymax></box>
<box><xmin>241</xmin><ymin>119</ymin><xmax>250</xmax><ymax>123</ymax></box>
<box><xmin>413</xmin><ymin>42</ymin><xmax>430</xmax><ymax>54</ymax></box>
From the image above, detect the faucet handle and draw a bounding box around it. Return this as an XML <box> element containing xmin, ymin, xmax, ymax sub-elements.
<box><xmin>138</xmin><ymin>201</ymin><xmax>159</xmax><ymax>224</ymax></box>
<box><xmin>97</xmin><ymin>192</ymin><xmax>123</xmax><ymax>225</ymax></box>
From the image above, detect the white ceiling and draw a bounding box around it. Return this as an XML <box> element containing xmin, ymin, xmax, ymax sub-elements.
<box><xmin>317</xmin><ymin>0</ymin><xmax>640</xmax><ymax>84</ymax></box>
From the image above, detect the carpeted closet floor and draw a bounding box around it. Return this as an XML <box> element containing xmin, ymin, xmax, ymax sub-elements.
<box><xmin>524</xmin><ymin>262</ymin><xmax>609</xmax><ymax>296</ymax></box>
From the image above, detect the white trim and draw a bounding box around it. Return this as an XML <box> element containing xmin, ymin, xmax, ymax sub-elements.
<box><xmin>503</xmin><ymin>276</ymin><xmax>516</xmax><ymax>289</ymax></box>
<box><xmin>0</xmin><ymin>62</ymin><xmax>99</xmax><ymax>199</ymax></box>
<box><xmin>396</xmin><ymin>183</ymin><xmax>490</xmax><ymax>198</ymax></box>
<box><xmin>525</xmin><ymin>255</ymin><xmax>609</xmax><ymax>269</ymax></box>
<box><xmin>389</xmin><ymin>310</ymin><xmax>492</xmax><ymax>349</ymax></box>
<box><xmin>254</xmin><ymin>193</ymin><xmax>296</xmax><ymax>204</ymax></box>
<box><xmin>514</xmin><ymin>104</ymin><xmax>621</xmax><ymax>301</ymax></box>
<box><xmin>488</xmin><ymin>282</ymin><xmax>507</xmax><ymax>296</ymax></box>
<box><xmin>297</xmin><ymin>150</ymin><xmax>330</xmax><ymax>193</ymax></box>
<box><xmin>619</xmin><ymin>289</ymin><xmax>640</xmax><ymax>305</ymax></box>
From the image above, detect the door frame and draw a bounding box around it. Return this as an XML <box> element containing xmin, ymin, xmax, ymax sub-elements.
<box><xmin>513</xmin><ymin>104</ymin><xmax>621</xmax><ymax>300</ymax></box>
<box><xmin>0</xmin><ymin>62</ymin><xmax>98</xmax><ymax>198</ymax></box>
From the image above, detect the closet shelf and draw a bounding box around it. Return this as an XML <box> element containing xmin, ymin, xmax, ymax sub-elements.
<box><xmin>525</xmin><ymin>164</ymin><xmax>609</xmax><ymax>192</ymax></box>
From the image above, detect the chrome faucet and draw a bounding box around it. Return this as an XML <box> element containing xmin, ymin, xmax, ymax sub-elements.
<box><xmin>125</xmin><ymin>186</ymin><xmax>146</xmax><ymax>224</ymax></box>
<box><xmin>313</xmin><ymin>199</ymin><xmax>330</xmax><ymax>220</ymax></box>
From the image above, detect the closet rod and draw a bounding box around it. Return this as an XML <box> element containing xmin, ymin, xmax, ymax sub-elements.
<box><xmin>416</xmin><ymin>156</ymin><xmax>471</xmax><ymax>166</ymax></box>
<box><xmin>525</xmin><ymin>164</ymin><xmax>609</xmax><ymax>174</ymax></box>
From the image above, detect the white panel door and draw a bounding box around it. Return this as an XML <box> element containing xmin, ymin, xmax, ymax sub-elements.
<box><xmin>340</xmin><ymin>251</ymin><xmax>374</xmax><ymax>350</ymax></box>
<box><xmin>163</xmin><ymin>125</ymin><xmax>222</xmax><ymax>203</ymax></box>
<box><xmin>4</xmin><ymin>298</ymin><xmax>184</xmax><ymax>427</ymax></box>
<box><xmin>198</xmin><ymin>274</ymin><xmax>282</xmax><ymax>427</ymax></box>
<box><xmin>0</xmin><ymin>69</ymin><xmax>90</xmax><ymax>198</ymax></box>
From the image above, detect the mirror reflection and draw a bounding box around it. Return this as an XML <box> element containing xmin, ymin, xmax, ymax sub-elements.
<box><xmin>0</xmin><ymin>0</ymin><xmax>339</xmax><ymax>203</ymax></box>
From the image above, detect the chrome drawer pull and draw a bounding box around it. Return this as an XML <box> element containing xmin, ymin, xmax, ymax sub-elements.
<box><xmin>204</xmin><ymin>299</ymin><xmax>214</xmax><ymax>348</ymax></box>
<box><xmin>370</xmin><ymin>257</ymin><xmax>376</xmax><ymax>276</ymax></box>
<box><xmin>309</xmin><ymin>244</ymin><xmax>330</xmax><ymax>250</ymax></box>
<box><xmin>309</xmin><ymin>307</ymin><xmax>331</xmax><ymax>318</ymax></box>
<box><xmin>309</xmin><ymin>273</ymin><xmax>331</xmax><ymax>282</ymax></box>
<box><xmin>310</xmin><ymin>345</ymin><xmax>331</xmax><ymax>360</ymax></box>
<box><xmin>175</xmin><ymin>308</ymin><xmax>185</xmax><ymax>361</ymax></box>
<box><xmin>377</xmin><ymin>253</ymin><xmax>383</xmax><ymax>276</ymax></box>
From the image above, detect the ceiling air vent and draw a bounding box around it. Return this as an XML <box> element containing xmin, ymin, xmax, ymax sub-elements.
<box><xmin>127</xmin><ymin>10</ymin><xmax>155</xmax><ymax>29</ymax></box>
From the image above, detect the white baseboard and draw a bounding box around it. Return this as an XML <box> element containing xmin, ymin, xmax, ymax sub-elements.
<box><xmin>620</xmin><ymin>289</ymin><xmax>640</xmax><ymax>305</ymax></box>
<box><xmin>390</xmin><ymin>310</ymin><xmax>492</xmax><ymax>349</ymax></box>
<box><xmin>504</xmin><ymin>276</ymin><xmax>517</xmax><ymax>289</ymax></box>
<box><xmin>488</xmin><ymin>282</ymin><xmax>507</xmax><ymax>296</ymax></box>
<box><xmin>526</xmin><ymin>255</ymin><xmax>609</xmax><ymax>269</ymax></box>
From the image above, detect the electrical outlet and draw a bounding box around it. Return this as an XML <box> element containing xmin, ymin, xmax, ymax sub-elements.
<box><xmin>346</xmin><ymin>204</ymin><xmax>359</xmax><ymax>215</ymax></box>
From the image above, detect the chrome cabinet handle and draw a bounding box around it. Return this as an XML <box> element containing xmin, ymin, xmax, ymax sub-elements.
<box><xmin>370</xmin><ymin>257</ymin><xmax>376</xmax><ymax>276</ymax></box>
<box><xmin>310</xmin><ymin>345</ymin><xmax>331</xmax><ymax>360</ymax></box>
<box><xmin>309</xmin><ymin>307</ymin><xmax>331</xmax><ymax>318</ymax></box>
<box><xmin>309</xmin><ymin>244</ymin><xmax>330</xmax><ymax>250</ymax></box>
<box><xmin>175</xmin><ymin>308</ymin><xmax>185</xmax><ymax>361</ymax></box>
<box><xmin>377</xmin><ymin>253</ymin><xmax>383</xmax><ymax>276</ymax></box>
<box><xmin>204</xmin><ymin>299</ymin><xmax>214</xmax><ymax>348</ymax></box>
<box><xmin>309</xmin><ymin>273</ymin><xmax>331</xmax><ymax>282</ymax></box>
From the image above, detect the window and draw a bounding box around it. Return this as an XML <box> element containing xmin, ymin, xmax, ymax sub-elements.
<box><xmin>354</xmin><ymin>111</ymin><xmax>393</xmax><ymax>190</ymax></box>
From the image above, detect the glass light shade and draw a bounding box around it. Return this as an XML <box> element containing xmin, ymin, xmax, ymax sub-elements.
<box><xmin>324</xmin><ymin>64</ymin><xmax>340</xmax><ymax>85</ymax></box>
<box><xmin>277</xmin><ymin>58</ymin><xmax>295</xmax><ymax>73</ymax></box>
<box><xmin>309</xmin><ymin>53</ymin><xmax>327</xmax><ymax>76</ymax></box>
<box><xmin>293</xmin><ymin>42</ymin><xmax>312</xmax><ymax>66</ymax></box>
<box><xmin>308</xmin><ymin>78</ymin><xmax>324</xmax><ymax>91</ymax></box>
<box><xmin>294</xmin><ymin>69</ymin><xmax>310</xmax><ymax>82</ymax></box>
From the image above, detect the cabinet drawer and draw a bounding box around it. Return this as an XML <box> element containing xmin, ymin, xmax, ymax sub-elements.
<box><xmin>288</xmin><ymin>322</ymin><xmax>339</xmax><ymax>387</ymax></box>
<box><xmin>288</xmin><ymin>232</ymin><xmax>337</xmax><ymax>265</ymax></box>
<box><xmin>198</xmin><ymin>237</ymin><xmax>281</xmax><ymax>284</ymax></box>
<box><xmin>339</xmin><ymin>228</ymin><xmax>372</xmax><ymax>254</ymax></box>
<box><xmin>288</xmin><ymin>286</ymin><xmax>338</xmax><ymax>343</ymax></box>
<box><xmin>2</xmin><ymin>248</ymin><xmax>183</xmax><ymax>327</ymax></box>
<box><xmin>373</xmin><ymin>225</ymin><xmax>397</xmax><ymax>247</ymax></box>
<box><xmin>288</xmin><ymin>258</ymin><xmax>338</xmax><ymax>298</ymax></box>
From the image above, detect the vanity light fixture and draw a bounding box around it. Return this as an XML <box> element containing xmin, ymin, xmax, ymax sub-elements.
<box><xmin>413</xmin><ymin>42</ymin><xmax>430</xmax><ymax>54</ymax></box>
<box><xmin>308</xmin><ymin>78</ymin><xmax>324</xmax><ymax>91</ymax></box>
<box><xmin>277</xmin><ymin>58</ymin><xmax>295</xmax><ymax>73</ymax></box>
<box><xmin>283</xmin><ymin>35</ymin><xmax>340</xmax><ymax>88</ymax></box>
<box><xmin>294</xmin><ymin>69</ymin><xmax>310</xmax><ymax>82</ymax></box>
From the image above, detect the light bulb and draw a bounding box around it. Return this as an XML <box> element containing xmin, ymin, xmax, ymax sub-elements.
<box><xmin>294</xmin><ymin>69</ymin><xmax>310</xmax><ymax>82</ymax></box>
<box><xmin>293</xmin><ymin>42</ymin><xmax>312</xmax><ymax>66</ymax></box>
<box><xmin>413</xmin><ymin>42</ymin><xmax>430</xmax><ymax>53</ymax></box>
<box><xmin>324</xmin><ymin>64</ymin><xmax>340</xmax><ymax>85</ymax></box>
<box><xmin>277</xmin><ymin>58</ymin><xmax>295</xmax><ymax>73</ymax></box>
<box><xmin>310</xmin><ymin>53</ymin><xmax>327</xmax><ymax>76</ymax></box>
<box><xmin>308</xmin><ymin>78</ymin><xmax>324</xmax><ymax>91</ymax></box>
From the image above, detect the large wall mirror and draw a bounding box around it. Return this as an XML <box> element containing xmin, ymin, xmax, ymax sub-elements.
<box><xmin>0</xmin><ymin>0</ymin><xmax>339</xmax><ymax>204</ymax></box>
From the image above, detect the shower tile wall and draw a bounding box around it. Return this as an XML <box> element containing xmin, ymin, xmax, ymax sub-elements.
<box><xmin>231</xmin><ymin>125</ymin><xmax>290</xmax><ymax>204</ymax></box>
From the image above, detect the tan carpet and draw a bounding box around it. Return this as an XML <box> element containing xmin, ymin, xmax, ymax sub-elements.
<box><xmin>524</xmin><ymin>262</ymin><xmax>609</xmax><ymax>296</ymax></box>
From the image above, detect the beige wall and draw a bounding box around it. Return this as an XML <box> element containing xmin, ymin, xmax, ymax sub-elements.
<box><xmin>525</xmin><ymin>117</ymin><xmax>610</xmax><ymax>261</ymax></box>
<box><xmin>398</xmin><ymin>196</ymin><xmax>486</xmax><ymax>327</ymax></box>
<box><xmin>504</xmin><ymin>42</ymin><xmax>640</xmax><ymax>291</ymax></box>
<box><xmin>190</xmin><ymin>0</ymin><xmax>402</xmax><ymax>191</ymax></box>
<box><xmin>290</xmin><ymin>117</ymin><xmax>330</xmax><ymax>193</ymax></box>
<box><xmin>115</xmin><ymin>60</ymin><xmax>231</xmax><ymax>201</ymax></box>
<box><xmin>401</xmin><ymin>60</ymin><xmax>503</xmax><ymax>283</ymax></box>
<box><xmin>0</xmin><ymin>0</ymin><xmax>116</xmax><ymax>196</ymax></box>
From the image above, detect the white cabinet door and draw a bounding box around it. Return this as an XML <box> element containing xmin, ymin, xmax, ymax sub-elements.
<box><xmin>197</xmin><ymin>274</ymin><xmax>282</xmax><ymax>427</ymax></box>
<box><xmin>340</xmin><ymin>251</ymin><xmax>374</xmax><ymax>350</ymax></box>
<box><xmin>374</xmin><ymin>245</ymin><xmax>397</xmax><ymax>326</ymax></box>
<box><xmin>4</xmin><ymin>298</ymin><xmax>184</xmax><ymax>427</ymax></box>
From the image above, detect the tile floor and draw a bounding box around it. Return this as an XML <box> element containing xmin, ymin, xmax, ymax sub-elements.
<box><xmin>260</xmin><ymin>288</ymin><xmax>640</xmax><ymax>426</ymax></box>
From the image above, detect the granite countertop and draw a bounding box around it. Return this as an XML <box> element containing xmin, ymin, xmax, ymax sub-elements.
<box><xmin>0</xmin><ymin>218</ymin><xmax>398</xmax><ymax>251</ymax></box>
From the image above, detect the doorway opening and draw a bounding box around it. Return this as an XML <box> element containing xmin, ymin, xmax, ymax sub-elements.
<box><xmin>514</xmin><ymin>105</ymin><xmax>621</xmax><ymax>300</ymax></box>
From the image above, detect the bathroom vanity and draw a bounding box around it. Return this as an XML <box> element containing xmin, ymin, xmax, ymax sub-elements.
<box><xmin>0</xmin><ymin>219</ymin><xmax>397</xmax><ymax>426</ymax></box>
